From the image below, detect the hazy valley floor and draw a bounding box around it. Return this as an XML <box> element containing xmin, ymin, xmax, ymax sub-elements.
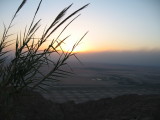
<box><xmin>41</xmin><ymin>63</ymin><xmax>160</xmax><ymax>103</ymax></box>
<box><xmin>42</xmin><ymin>85</ymin><xmax>160</xmax><ymax>103</ymax></box>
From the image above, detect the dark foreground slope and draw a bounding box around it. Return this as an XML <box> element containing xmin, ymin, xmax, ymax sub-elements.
<box><xmin>1</xmin><ymin>91</ymin><xmax>160</xmax><ymax>120</ymax></box>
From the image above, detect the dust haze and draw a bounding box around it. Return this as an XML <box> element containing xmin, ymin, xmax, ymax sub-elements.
<box><xmin>76</xmin><ymin>50</ymin><xmax>160</xmax><ymax>67</ymax></box>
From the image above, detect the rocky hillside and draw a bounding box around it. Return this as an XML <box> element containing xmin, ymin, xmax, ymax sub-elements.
<box><xmin>1</xmin><ymin>91</ymin><xmax>160</xmax><ymax>120</ymax></box>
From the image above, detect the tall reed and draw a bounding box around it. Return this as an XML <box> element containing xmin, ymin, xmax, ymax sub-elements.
<box><xmin>0</xmin><ymin>0</ymin><xmax>89</xmax><ymax>94</ymax></box>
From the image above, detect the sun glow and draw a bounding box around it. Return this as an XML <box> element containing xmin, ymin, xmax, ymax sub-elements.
<box><xmin>61</xmin><ymin>40</ymin><xmax>87</xmax><ymax>53</ymax></box>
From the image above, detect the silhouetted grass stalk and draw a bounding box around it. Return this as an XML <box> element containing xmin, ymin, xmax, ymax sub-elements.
<box><xmin>0</xmin><ymin>0</ymin><xmax>89</xmax><ymax>95</ymax></box>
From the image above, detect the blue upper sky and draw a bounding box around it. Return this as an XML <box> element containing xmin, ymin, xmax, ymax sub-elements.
<box><xmin>0</xmin><ymin>0</ymin><xmax>160</xmax><ymax>52</ymax></box>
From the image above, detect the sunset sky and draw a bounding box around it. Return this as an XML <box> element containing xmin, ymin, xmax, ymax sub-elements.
<box><xmin>0</xmin><ymin>0</ymin><xmax>160</xmax><ymax>66</ymax></box>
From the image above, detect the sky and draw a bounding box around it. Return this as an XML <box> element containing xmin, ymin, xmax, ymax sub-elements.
<box><xmin>0</xmin><ymin>0</ymin><xmax>160</xmax><ymax>66</ymax></box>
